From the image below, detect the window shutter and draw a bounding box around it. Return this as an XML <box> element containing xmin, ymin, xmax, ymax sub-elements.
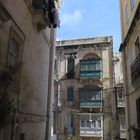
<box><xmin>8</xmin><ymin>38</ymin><xmax>19</xmax><ymax>68</ymax></box>
<box><xmin>67</xmin><ymin>87</ymin><xmax>74</xmax><ymax>101</ymax></box>
<box><xmin>67</xmin><ymin>58</ymin><xmax>74</xmax><ymax>78</ymax></box>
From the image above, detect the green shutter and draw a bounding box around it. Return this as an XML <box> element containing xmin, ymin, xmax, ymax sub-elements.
<box><xmin>67</xmin><ymin>58</ymin><xmax>74</xmax><ymax>79</ymax></box>
<box><xmin>67</xmin><ymin>87</ymin><xmax>74</xmax><ymax>101</ymax></box>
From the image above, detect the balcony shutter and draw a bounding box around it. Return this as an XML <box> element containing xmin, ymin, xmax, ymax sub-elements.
<box><xmin>66</xmin><ymin>114</ymin><xmax>74</xmax><ymax>127</ymax></box>
<box><xmin>136</xmin><ymin>98</ymin><xmax>140</xmax><ymax>127</ymax></box>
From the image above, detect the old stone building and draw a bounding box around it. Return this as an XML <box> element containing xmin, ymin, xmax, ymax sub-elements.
<box><xmin>119</xmin><ymin>0</ymin><xmax>140</xmax><ymax>140</ymax></box>
<box><xmin>113</xmin><ymin>52</ymin><xmax>126</xmax><ymax>140</ymax></box>
<box><xmin>0</xmin><ymin>0</ymin><xmax>60</xmax><ymax>139</ymax></box>
<box><xmin>55</xmin><ymin>37</ymin><xmax>114</xmax><ymax>140</ymax></box>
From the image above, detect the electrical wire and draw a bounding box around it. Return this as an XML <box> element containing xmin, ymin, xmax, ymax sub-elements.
<box><xmin>123</xmin><ymin>86</ymin><xmax>140</xmax><ymax>97</ymax></box>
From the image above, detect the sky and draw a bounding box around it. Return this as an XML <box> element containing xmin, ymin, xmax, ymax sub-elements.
<box><xmin>57</xmin><ymin>0</ymin><xmax>121</xmax><ymax>51</ymax></box>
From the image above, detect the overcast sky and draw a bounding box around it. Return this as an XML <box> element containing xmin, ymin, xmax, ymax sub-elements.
<box><xmin>57</xmin><ymin>0</ymin><xmax>121</xmax><ymax>51</ymax></box>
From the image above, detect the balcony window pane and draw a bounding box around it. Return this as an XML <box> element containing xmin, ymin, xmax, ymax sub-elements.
<box><xmin>91</xmin><ymin>121</ymin><xmax>96</xmax><ymax>128</ymax></box>
<box><xmin>86</xmin><ymin>120</ymin><xmax>90</xmax><ymax>127</ymax></box>
<box><xmin>80</xmin><ymin>89</ymin><xmax>102</xmax><ymax>108</ymax></box>
<box><xmin>135</xmin><ymin>37</ymin><xmax>140</xmax><ymax>56</ymax></box>
<box><xmin>97</xmin><ymin>120</ymin><xmax>101</xmax><ymax>128</ymax></box>
<box><xmin>80</xmin><ymin>59</ymin><xmax>102</xmax><ymax>71</ymax></box>
<box><xmin>81</xmin><ymin>120</ymin><xmax>85</xmax><ymax>127</ymax></box>
<box><xmin>120</xmin><ymin>121</ymin><xmax>125</xmax><ymax>130</ymax></box>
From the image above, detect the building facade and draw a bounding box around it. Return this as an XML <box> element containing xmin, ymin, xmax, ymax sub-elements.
<box><xmin>55</xmin><ymin>37</ymin><xmax>114</xmax><ymax>140</ymax></box>
<box><xmin>0</xmin><ymin>0</ymin><xmax>59</xmax><ymax>139</ymax></box>
<box><xmin>114</xmin><ymin>52</ymin><xmax>126</xmax><ymax>140</ymax></box>
<box><xmin>119</xmin><ymin>0</ymin><xmax>140</xmax><ymax>140</ymax></box>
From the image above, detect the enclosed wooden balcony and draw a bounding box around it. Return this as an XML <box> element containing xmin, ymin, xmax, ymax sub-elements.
<box><xmin>79</xmin><ymin>113</ymin><xmax>103</xmax><ymax>137</ymax></box>
<box><xmin>80</xmin><ymin>59</ymin><xmax>102</xmax><ymax>79</ymax></box>
<box><xmin>80</xmin><ymin>89</ymin><xmax>103</xmax><ymax>109</ymax></box>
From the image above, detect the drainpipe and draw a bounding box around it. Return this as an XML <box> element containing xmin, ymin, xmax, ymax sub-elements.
<box><xmin>45</xmin><ymin>27</ymin><xmax>56</xmax><ymax>140</ymax></box>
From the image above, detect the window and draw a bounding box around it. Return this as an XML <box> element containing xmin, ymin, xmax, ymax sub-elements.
<box><xmin>80</xmin><ymin>59</ymin><xmax>102</xmax><ymax>71</ymax></box>
<box><xmin>80</xmin><ymin>90</ymin><xmax>102</xmax><ymax>102</ymax></box>
<box><xmin>67</xmin><ymin>87</ymin><xmax>74</xmax><ymax>102</ymax></box>
<box><xmin>136</xmin><ymin>98</ymin><xmax>140</xmax><ymax>127</ymax></box>
<box><xmin>81</xmin><ymin>120</ymin><xmax>85</xmax><ymax>127</ymax></box>
<box><xmin>66</xmin><ymin>114</ymin><xmax>74</xmax><ymax>128</ymax></box>
<box><xmin>67</xmin><ymin>58</ymin><xmax>74</xmax><ymax>79</ymax></box>
<box><xmin>135</xmin><ymin>37</ymin><xmax>140</xmax><ymax>56</ymax></box>
<box><xmin>20</xmin><ymin>133</ymin><xmax>25</xmax><ymax>140</ymax></box>
<box><xmin>125</xmin><ymin>4</ymin><xmax>129</xmax><ymax>25</ymax></box>
<box><xmin>120</xmin><ymin>119</ymin><xmax>126</xmax><ymax>130</ymax></box>
<box><xmin>130</xmin><ymin>0</ymin><xmax>135</xmax><ymax>10</ymax></box>
<box><xmin>117</xmin><ymin>87</ymin><xmax>123</xmax><ymax>99</ymax></box>
<box><xmin>8</xmin><ymin>38</ymin><xmax>19</xmax><ymax>68</ymax></box>
<box><xmin>80</xmin><ymin>117</ymin><xmax>102</xmax><ymax>129</ymax></box>
<box><xmin>91</xmin><ymin>120</ymin><xmax>96</xmax><ymax>128</ymax></box>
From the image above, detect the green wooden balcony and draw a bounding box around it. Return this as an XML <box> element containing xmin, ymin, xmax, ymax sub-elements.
<box><xmin>80</xmin><ymin>59</ymin><xmax>102</xmax><ymax>79</ymax></box>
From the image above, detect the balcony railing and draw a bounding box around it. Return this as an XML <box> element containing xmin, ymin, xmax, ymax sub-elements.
<box><xmin>80</xmin><ymin>100</ymin><xmax>102</xmax><ymax>108</ymax></box>
<box><xmin>64</xmin><ymin>127</ymin><xmax>74</xmax><ymax>136</ymax></box>
<box><xmin>131</xmin><ymin>53</ymin><xmax>140</xmax><ymax>82</ymax></box>
<box><xmin>80</xmin><ymin>128</ymin><xmax>103</xmax><ymax>137</ymax></box>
